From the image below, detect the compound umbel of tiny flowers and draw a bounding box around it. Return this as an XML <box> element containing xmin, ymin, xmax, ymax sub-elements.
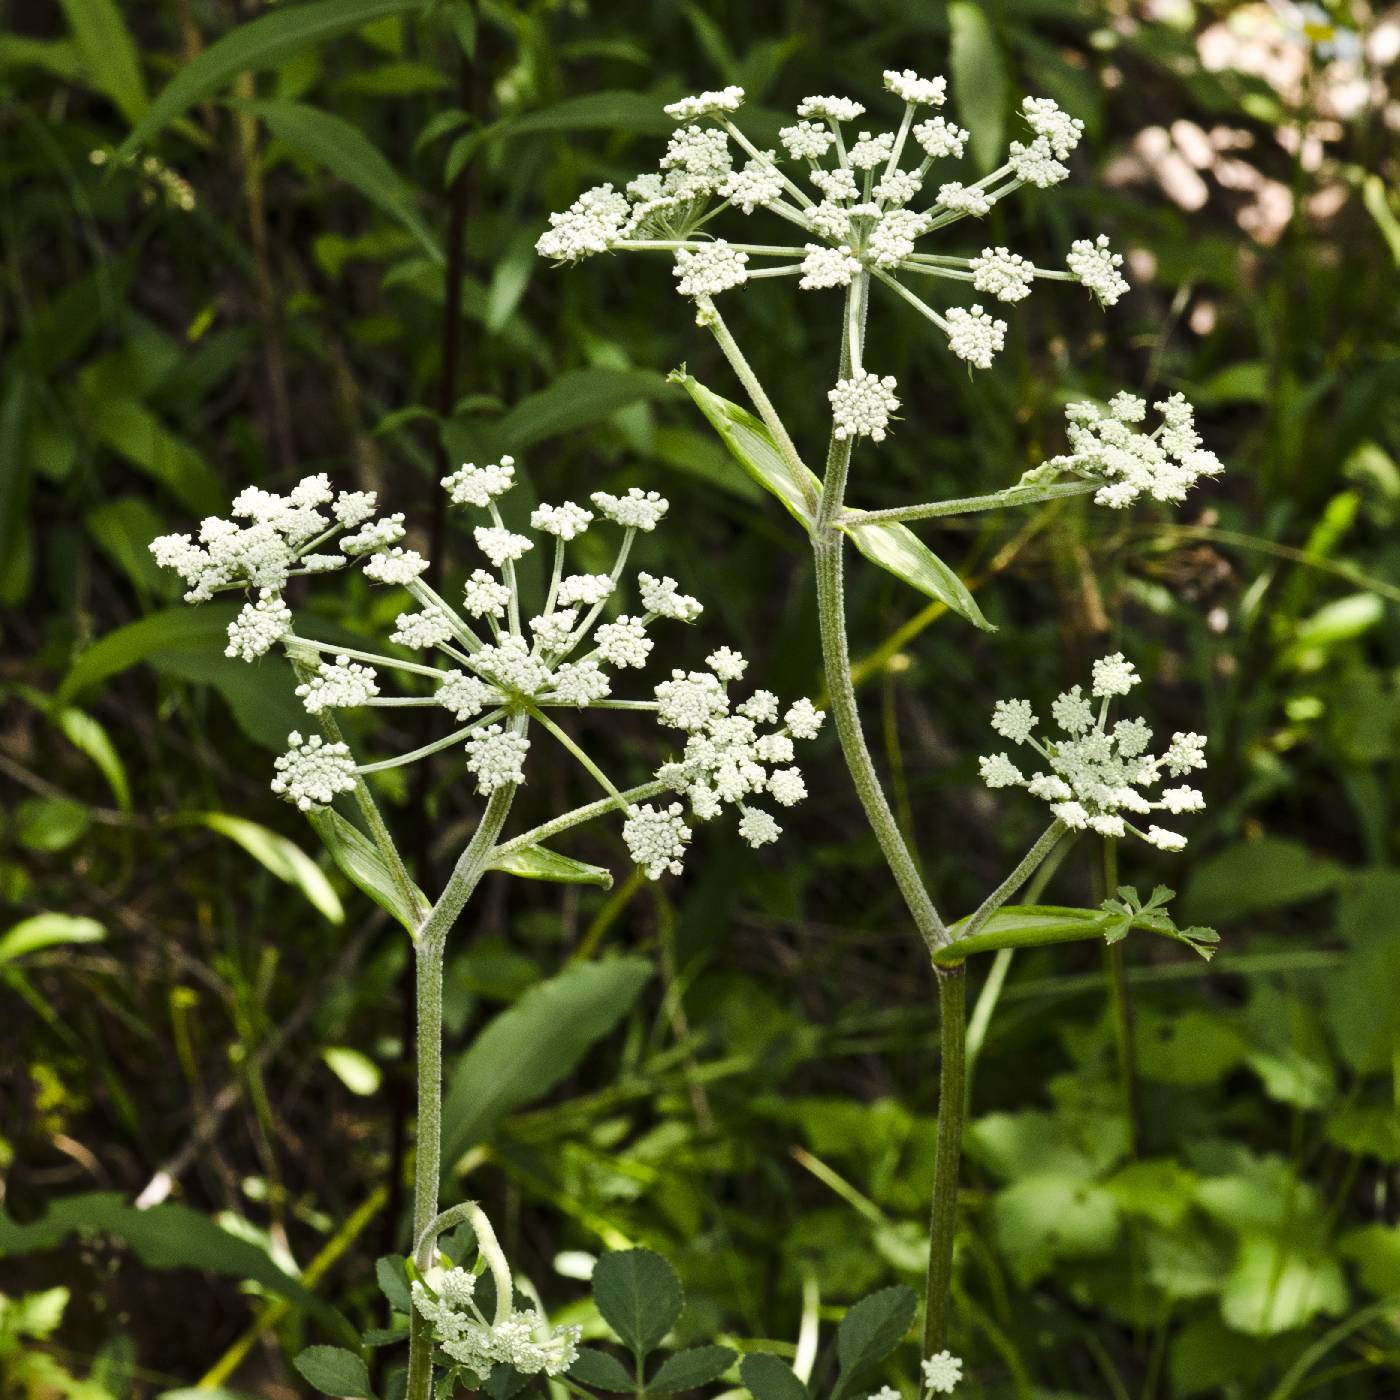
<box><xmin>868</xmin><ymin>1349</ymin><xmax>965</xmax><ymax>1400</ymax></box>
<box><xmin>149</xmin><ymin>461</ymin><xmax>819</xmax><ymax>1400</ymax></box>
<box><xmin>539</xmin><ymin>66</ymin><xmax>1222</xmax><ymax>1359</ymax></box>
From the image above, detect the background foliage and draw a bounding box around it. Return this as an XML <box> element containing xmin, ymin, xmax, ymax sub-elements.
<box><xmin>3</xmin><ymin>0</ymin><xmax>1399</xmax><ymax>1396</ymax></box>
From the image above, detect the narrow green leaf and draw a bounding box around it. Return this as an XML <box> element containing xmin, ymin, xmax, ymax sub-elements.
<box><xmin>115</xmin><ymin>0</ymin><xmax>422</xmax><ymax>160</ymax></box>
<box><xmin>832</xmin><ymin>1286</ymin><xmax>918</xmax><ymax>1399</ymax></box>
<box><xmin>504</xmin><ymin>90</ymin><xmax>678</xmax><ymax>138</ymax></box>
<box><xmin>305</xmin><ymin>808</ymin><xmax>428</xmax><ymax>934</ymax></box>
<box><xmin>568</xmin><ymin>1348</ymin><xmax>636</xmax><ymax>1392</ymax></box>
<box><xmin>59</xmin><ymin>0</ymin><xmax>148</xmax><ymax>124</ymax></box>
<box><xmin>487</xmin><ymin>843</ymin><xmax>613</xmax><ymax>889</ymax></box>
<box><xmin>495</xmin><ymin>368</ymin><xmax>672</xmax><ymax>451</ymax></box>
<box><xmin>294</xmin><ymin>1345</ymin><xmax>374</xmax><ymax>1398</ymax></box>
<box><xmin>592</xmin><ymin>1248</ymin><xmax>683</xmax><ymax>1359</ymax></box>
<box><xmin>843</xmin><ymin>517</ymin><xmax>993</xmax><ymax>629</ymax></box>
<box><xmin>740</xmin><ymin>1353</ymin><xmax>808</xmax><ymax>1400</ymax></box>
<box><xmin>670</xmin><ymin>369</ymin><xmax>815</xmax><ymax>529</ymax></box>
<box><xmin>949</xmin><ymin>1</ymin><xmax>1007</xmax><ymax>172</ymax></box>
<box><xmin>673</xmin><ymin>371</ymin><xmax>991</xmax><ymax>626</ymax></box>
<box><xmin>1363</xmin><ymin>174</ymin><xmax>1400</xmax><ymax>266</ymax></box>
<box><xmin>0</xmin><ymin>1193</ymin><xmax>352</xmax><ymax>1338</ymax></box>
<box><xmin>650</xmin><ymin>1345</ymin><xmax>738</xmax><ymax>1392</ymax></box>
<box><xmin>439</xmin><ymin>959</ymin><xmax>651</xmax><ymax>1169</ymax></box>
<box><xmin>244</xmin><ymin>100</ymin><xmax>441</xmax><ymax>262</ymax></box>
<box><xmin>0</xmin><ymin>914</ymin><xmax>105</xmax><ymax>966</ymax></box>
<box><xmin>53</xmin><ymin>704</ymin><xmax>132</xmax><ymax>811</ymax></box>
<box><xmin>198</xmin><ymin>812</ymin><xmax>344</xmax><ymax>924</ymax></box>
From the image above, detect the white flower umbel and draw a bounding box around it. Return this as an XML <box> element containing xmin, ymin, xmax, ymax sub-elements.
<box><xmin>270</xmin><ymin>732</ymin><xmax>357</xmax><ymax>811</ymax></box>
<box><xmin>830</xmin><ymin>370</ymin><xmax>900</xmax><ymax>442</ymax></box>
<box><xmin>442</xmin><ymin>457</ymin><xmax>516</xmax><ymax>507</ymax></box>
<box><xmin>1066</xmin><ymin>234</ymin><xmax>1130</xmax><ymax>306</ymax></box>
<box><xmin>536</xmin><ymin>72</ymin><xmax>1131</xmax><ymax>438</ymax></box>
<box><xmin>1026</xmin><ymin>393</ymin><xmax>1225</xmax><ymax>508</ymax></box>
<box><xmin>921</xmin><ymin>1350</ymin><xmax>965</xmax><ymax>1395</ymax></box>
<box><xmin>623</xmin><ymin>802</ymin><xmax>691</xmax><ymax>878</ymax></box>
<box><xmin>295</xmin><ymin>655</ymin><xmax>379</xmax><ymax>713</ymax></box>
<box><xmin>979</xmin><ymin>657</ymin><xmax>1208</xmax><ymax>849</ymax></box>
<box><xmin>412</xmin><ymin>1272</ymin><xmax>581</xmax><ymax>1378</ymax></box>
<box><xmin>226</xmin><ymin>592</ymin><xmax>292</xmax><ymax>660</ymax></box>
<box><xmin>465</xmin><ymin>724</ymin><xmax>531</xmax><ymax>795</ymax></box>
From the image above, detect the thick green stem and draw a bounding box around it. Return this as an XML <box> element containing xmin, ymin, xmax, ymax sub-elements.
<box><xmin>924</xmin><ymin>965</ymin><xmax>966</xmax><ymax>1354</ymax></box>
<box><xmin>1101</xmin><ymin>838</ymin><xmax>1140</xmax><ymax>1157</ymax></box>
<box><xmin>406</xmin><ymin>767</ymin><xmax>520</xmax><ymax>1400</ymax></box>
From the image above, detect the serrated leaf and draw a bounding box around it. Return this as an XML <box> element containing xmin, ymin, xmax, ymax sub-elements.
<box><xmin>592</xmin><ymin>1248</ymin><xmax>683</xmax><ymax>1359</ymax></box>
<box><xmin>650</xmin><ymin>1345</ymin><xmax>738</xmax><ymax>1392</ymax></box>
<box><xmin>116</xmin><ymin>0</ymin><xmax>422</xmax><ymax>160</ymax></box>
<box><xmin>294</xmin><ymin>1345</ymin><xmax>374</xmax><ymax>1398</ymax></box>
<box><xmin>487</xmin><ymin>843</ymin><xmax>613</xmax><ymax>889</ymax></box>
<box><xmin>740</xmin><ymin>1353</ymin><xmax>807</xmax><ymax>1400</ymax></box>
<box><xmin>568</xmin><ymin>1348</ymin><xmax>635</xmax><ymax>1392</ymax></box>
<box><xmin>375</xmin><ymin>1255</ymin><xmax>412</xmax><ymax>1313</ymax></box>
<box><xmin>245</xmin><ymin>100</ymin><xmax>441</xmax><ymax>263</ymax></box>
<box><xmin>832</xmin><ymin>1285</ymin><xmax>917</xmax><ymax>1399</ymax></box>
<box><xmin>306</xmin><ymin>808</ymin><xmax>429</xmax><ymax>935</ymax></box>
<box><xmin>198</xmin><ymin>812</ymin><xmax>343</xmax><ymax>924</ymax></box>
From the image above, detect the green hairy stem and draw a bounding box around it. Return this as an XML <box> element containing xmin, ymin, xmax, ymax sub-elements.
<box><xmin>924</xmin><ymin>966</ymin><xmax>966</xmax><ymax>1354</ymax></box>
<box><xmin>406</xmin><ymin>765</ymin><xmax>521</xmax><ymax>1400</ymax></box>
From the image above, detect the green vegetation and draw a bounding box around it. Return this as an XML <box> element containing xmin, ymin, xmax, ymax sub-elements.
<box><xmin>3</xmin><ymin>2</ymin><xmax>1399</xmax><ymax>1397</ymax></box>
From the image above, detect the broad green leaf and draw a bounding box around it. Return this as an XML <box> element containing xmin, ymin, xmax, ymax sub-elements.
<box><xmin>568</xmin><ymin>1348</ymin><xmax>635</xmax><ymax>1392</ymax></box>
<box><xmin>1103</xmin><ymin>1160</ymin><xmax>1200</xmax><ymax>1230</ymax></box>
<box><xmin>1220</xmin><ymin>1234</ymin><xmax>1347</xmax><ymax>1336</ymax></box>
<box><xmin>949</xmin><ymin>1</ymin><xmax>1007</xmax><ymax>172</ymax></box>
<box><xmin>1327</xmin><ymin>1105</ymin><xmax>1400</xmax><ymax>1163</ymax></box>
<box><xmin>60</xmin><ymin>605</ymin><xmax>237</xmax><ymax>702</ymax></box>
<box><xmin>592</xmin><ymin>1248</ymin><xmax>683</xmax><ymax>1359</ymax></box>
<box><xmin>17</xmin><ymin>796</ymin><xmax>90</xmax><ymax>853</ymax></box>
<box><xmin>86</xmin><ymin>497</ymin><xmax>176</xmax><ymax>596</ymax></box>
<box><xmin>198</xmin><ymin>812</ymin><xmax>343</xmax><ymax>924</ymax></box>
<box><xmin>294</xmin><ymin>1345</ymin><xmax>374</xmax><ymax>1398</ymax></box>
<box><xmin>59</xmin><ymin>0</ymin><xmax>148</xmax><ymax>124</ymax></box>
<box><xmin>1339</xmin><ymin>1224</ymin><xmax>1400</xmax><ymax>1298</ymax></box>
<box><xmin>440</xmin><ymin>960</ymin><xmax>650</xmax><ymax>1168</ymax></box>
<box><xmin>740</xmin><ymin>1353</ymin><xmax>808</xmax><ymax>1400</ymax></box>
<box><xmin>245</xmin><ymin>100</ymin><xmax>442</xmax><ymax>263</ymax></box>
<box><xmin>375</xmin><ymin>1255</ymin><xmax>412</xmax><ymax>1313</ymax></box>
<box><xmin>0</xmin><ymin>1193</ymin><xmax>351</xmax><ymax>1338</ymax></box>
<box><xmin>0</xmin><ymin>914</ymin><xmax>105</xmax><ymax>966</ymax></box>
<box><xmin>673</xmin><ymin>371</ymin><xmax>991</xmax><ymax>625</ymax></box>
<box><xmin>650</xmin><ymin>1345</ymin><xmax>738</xmax><ymax>1392</ymax></box>
<box><xmin>1136</xmin><ymin>1008</ymin><xmax>1249</xmax><ymax>1086</ymax></box>
<box><xmin>504</xmin><ymin>90</ymin><xmax>678</xmax><ymax>138</ymax></box>
<box><xmin>992</xmin><ymin>1175</ymin><xmax>1121</xmax><ymax>1284</ymax></box>
<box><xmin>671</xmin><ymin>369</ymin><xmax>816</xmax><ymax>529</ymax></box>
<box><xmin>305</xmin><ymin>808</ymin><xmax>428</xmax><ymax>934</ymax></box>
<box><xmin>495</xmin><ymin>368</ymin><xmax>672</xmax><ymax>451</ymax></box>
<box><xmin>1184</xmin><ymin>839</ymin><xmax>1347</xmax><ymax>924</ymax></box>
<box><xmin>487</xmin><ymin>843</ymin><xmax>613</xmax><ymax>889</ymax></box>
<box><xmin>115</xmin><ymin>0</ymin><xmax>423</xmax><ymax>160</ymax></box>
<box><xmin>843</xmin><ymin>516</ymin><xmax>992</xmax><ymax>629</ymax></box>
<box><xmin>832</xmin><ymin>1285</ymin><xmax>918</xmax><ymax>1399</ymax></box>
<box><xmin>320</xmin><ymin>1046</ymin><xmax>381</xmax><ymax>1096</ymax></box>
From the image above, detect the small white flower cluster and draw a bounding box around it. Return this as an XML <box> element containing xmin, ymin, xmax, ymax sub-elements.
<box><xmin>1033</xmin><ymin>392</ymin><xmax>1225</xmax><ymax>508</ymax></box>
<box><xmin>867</xmin><ymin>1350</ymin><xmax>965</xmax><ymax>1400</ymax></box>
<box><xmin>152</xmin><ymin>453</ymin><xmax>818</xmax><ymax>879</ymax></box>
<box><xmin>622</xmin><ymin>652</ymin><xmax>824</xmax><ymax>876</ymax></box>
<box><xmin>150</xmin><ymin>472</ymin><xmax>388</xmax><ymax>653</ymax></box>
<box><xmin>830</xmin><ymin>370</ymin><xmax>900</xmax><ymax>442</ymax></box>
<box><xmin>412</xmin><ymin>1268</ymin><xmax>581</xmax><ymax>1379</ymax></box>
<box><xmin>979</xmin><ymin>655</ymin><xmax>1207</xmax><ymax>851</ymax></box>
<box><xmin>538</xmin><ymin>72</ymin><xmax>1133</xmax><ymax>436</ymax></box>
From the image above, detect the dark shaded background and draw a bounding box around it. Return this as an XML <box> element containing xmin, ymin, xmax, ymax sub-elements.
<box><xmin>3</xmin><ymin>0</ymin><xmax>1399</xmax><ymax>1395</ymax></box>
